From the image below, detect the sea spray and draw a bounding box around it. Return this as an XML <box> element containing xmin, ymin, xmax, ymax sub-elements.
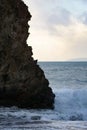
<box><xmin>54</xmin><ymin>88</ymin><xmax>87</xmax><ymax>120</ymax></box>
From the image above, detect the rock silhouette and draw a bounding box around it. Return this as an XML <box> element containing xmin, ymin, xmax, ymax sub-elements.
<box><xmin>0</xmin><ymin>0</ymin><xmax>55</xmax><ymax>109</ymax></box>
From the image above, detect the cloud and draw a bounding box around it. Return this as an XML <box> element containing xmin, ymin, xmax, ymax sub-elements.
<box><xmin>55</xmin><ymin>21</ymin><xmax>87</xmax><ymax>59</ymax></box>
<box><xmin>28</xmin><ymin>0</ymin><xmax>73</xmax><ymax>36</ymax></box>
<box><xmin>25</xmin><ymin>0</ymin><xmax>72</xmax><ymax>28</ymax></box>
<box><xmin>23</xmin><ymin>0</ymin><xmax>87</xmax><ymax>61</ymax></box>
<box><xmin>47</xmin><ymin>7</ymin><xmax>72</xmax><ymax>26</ymax></box>
<box><xmin>80</xmin><ymin>12</ymin><xmax>87</xmax><ymax>25</ymax></box>
<box><xmin>45</xmin><ymin>7</ymin><xmax>74</xmax><ymax>36</ymax></box>
<box><xmin>81</xmin><ymin>0</ymin><xmax>87</xmax><ymax>3</ymax></box>
<box><xmin>29</xmin><ymin>16</ymin><xmax>87</xmax><ymax>60</ymax></box>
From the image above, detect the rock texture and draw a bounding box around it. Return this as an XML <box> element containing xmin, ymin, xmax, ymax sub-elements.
<box><xmin>0</xmin><ymin>0</ymin><xmax>55</xmax><ymax>109</ymax></box>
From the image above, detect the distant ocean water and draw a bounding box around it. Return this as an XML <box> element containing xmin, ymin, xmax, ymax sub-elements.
<box><xmin>0</xmin><ymin>62</ymin><xmax>87</xmax><ymax>130</ymax></box>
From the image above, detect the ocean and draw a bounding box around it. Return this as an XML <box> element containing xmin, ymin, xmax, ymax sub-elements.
<box><xmin>0</xmin><ymin>62</ymin><xmax>87</xmax><ymax>130</ymax></box>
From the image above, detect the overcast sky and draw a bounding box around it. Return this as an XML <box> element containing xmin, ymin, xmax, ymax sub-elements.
<box><xmin>23</xmin><ymin>0</ymin><xmax>87</xmax><ymax>61</ymax></box>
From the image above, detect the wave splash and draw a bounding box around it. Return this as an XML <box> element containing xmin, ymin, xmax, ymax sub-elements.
<box><xmin>54</xmin><ymin>88</ymin><xmax>87</xmax><ymax>120</ymax></box>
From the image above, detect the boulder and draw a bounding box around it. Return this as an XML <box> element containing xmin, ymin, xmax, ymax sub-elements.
<box><xmin>0</xmin><ymin>0</ymin><xmax>55</xmax><ymax>109</ymax></box>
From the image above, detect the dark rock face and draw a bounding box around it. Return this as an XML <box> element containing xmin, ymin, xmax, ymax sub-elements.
<box><xmin>0</xmin><ymin>0</ymin><xmax>55</xmax><ymax>109</ymax></box>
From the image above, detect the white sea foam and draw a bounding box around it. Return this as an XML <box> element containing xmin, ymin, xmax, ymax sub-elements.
<box><xmin>54</xmin><ymin>88</ymin><xmax>87</xmax><ymax>120</ymax></box>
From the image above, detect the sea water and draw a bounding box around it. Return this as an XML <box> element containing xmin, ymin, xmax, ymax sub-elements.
<box><xmin>0</xmin><ymin>62</ymin><xmax>87</xmax><ymax>130</ymax></box>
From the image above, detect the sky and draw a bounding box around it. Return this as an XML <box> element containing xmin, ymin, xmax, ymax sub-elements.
<box><xmin>23</xmin><ymin>0</ymin><xmax>87</xmax><ymax>61</ymax></box>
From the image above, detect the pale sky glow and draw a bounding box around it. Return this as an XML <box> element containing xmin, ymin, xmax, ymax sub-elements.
<box><xmin>23</xmin><ymin>0</ymin><xmax>87</xmax><ymax>61</ymax></box>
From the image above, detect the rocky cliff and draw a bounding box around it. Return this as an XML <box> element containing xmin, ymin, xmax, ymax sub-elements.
<box><xmin>0</xmin><ymin>0</ymin><xmax>55</xmax><ymax>109</ymax></box>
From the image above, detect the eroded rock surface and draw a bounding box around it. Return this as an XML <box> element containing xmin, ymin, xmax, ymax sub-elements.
<box><xmin>0</xmin><ymin>0</ymin><xmax>55</xmax><ymax>109</ymax></box>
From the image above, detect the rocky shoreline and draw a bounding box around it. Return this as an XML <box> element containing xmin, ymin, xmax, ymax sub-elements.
<box><xmin>0</xmin><ymin>0</ymin><xmax>55</xmax><ymax>109</ymax></box>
